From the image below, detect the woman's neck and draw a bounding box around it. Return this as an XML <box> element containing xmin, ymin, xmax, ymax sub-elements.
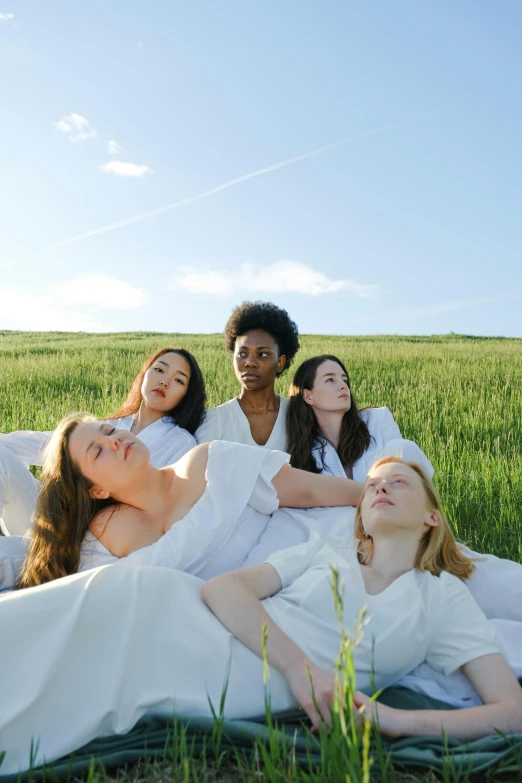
<box><xmin>112</xmin><ymin>463</ymin><xmax>173</xmax><ymax>518</ymax></box>
<box><xmin>314</xmin><ymin>409</ymin><xmax>344</xmax><ymax>450</ymax></box>
<box><xmin>363</xmin><ymin>532</ymin><xmax>420</xmax><ymax>585</ymax></box>
<box><xmin>131</xmin><ymin>403</ymin><xmax>165</xmax><ymax>435</ymax></box>
<box><xmin>237</xmin><ymin>385</ymin><xmax>279</xmax><ymax>413</ymax></box>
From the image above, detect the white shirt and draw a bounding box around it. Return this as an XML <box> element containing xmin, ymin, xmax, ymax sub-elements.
<box><xmin>312</xmin><ymin>407</ymin><xmax>434</xmax><ymax>482</ymax></box>
<box><xmin>263</xmin><ymin>537</ymin><xmax>499</xmax><ymax>694</ymax></box>
<box><xmin>195</xmin><ymin>396</ymin><xmax>288</xmax><ymax>451</ymax></box>
<box><xmin>0</xmin><ymin>416</ymin><xmax>196</xmax><ymax>470</ymax></box>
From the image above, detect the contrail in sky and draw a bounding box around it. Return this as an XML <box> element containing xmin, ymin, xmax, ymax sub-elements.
<box><xmin>2</xmin><ymin>116</ymin><xmax>431</xmax><ymax>269</ymax></box>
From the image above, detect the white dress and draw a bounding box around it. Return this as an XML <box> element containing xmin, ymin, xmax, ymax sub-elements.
<box><xmin>0</xmin><ymin>537</ymin><xmax>498</xmax><ymax>775</ymax></box>
<box><xmin>0</xmin><ymin>417</ymin><xmax>196</xmax><ymax>588</ymax></box>
<box><xmin>195</xmin><ymin>396</ymin><xmax>288</xmax><ymax>451</ymax></box>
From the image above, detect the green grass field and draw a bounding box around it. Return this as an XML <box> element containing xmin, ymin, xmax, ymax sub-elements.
<box><xmin>1</xmin><ymin>330</ymin><xmax>521</xmax><ymax>781</ymax></box>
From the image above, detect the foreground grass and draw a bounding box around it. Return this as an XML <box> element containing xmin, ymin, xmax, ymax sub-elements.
<box><xmin>1</xmin><ymin>330</ymin><xmax>522</xmax><ymax>781</ymax></box>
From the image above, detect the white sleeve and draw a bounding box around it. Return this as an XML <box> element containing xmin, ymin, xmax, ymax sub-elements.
<box><xmin>426</xmin><ymin>572</ymin><xmax>500</xmax><ymax>675</ymax></box>
<box><xmin>372</xmin><ymin>408</ymin><xmax>434</xmax><ymax>479</ymax></box>
<box><xmin>242</xmin><ymin>507</ymin><xmax>311</xmax><ymax>567</ymax></box>
<box><xmin>374</xmin><ymin>407</ymin><xmax>402</xmax><ymax>441</ymax></box>
<box><xmin>0</xmin><ymin>431</ymin><xmax>53</xmax><ymax>467</ymax></box>
<box><xmin>264</xmin><ymin>535</ymin><xmax>326</xmax><ymax>589</ymax></box>
<box><xmin>377</xmin><ymin>438</ymin><xmax>434</xmax><ymax>479</ymax></box>
<box><xmin>194</xmin><ymin>409</ymin><xmax>221</xmax><ymax>444</ymax></box>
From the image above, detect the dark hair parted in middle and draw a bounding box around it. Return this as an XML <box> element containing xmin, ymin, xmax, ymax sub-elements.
<box><xmin>287</xmin><ymin>354</ymin><xmax>372</xmax><ymax>473</ymax></box>
<box><xmin>224</xmin><ymin>301</ymin><xmax>300</xmax><ymax>376</ymax></box>
<box><xmin>108</xmin><ymin>347</ymin><xmax>206</xmax><ymax>435</ymax></box>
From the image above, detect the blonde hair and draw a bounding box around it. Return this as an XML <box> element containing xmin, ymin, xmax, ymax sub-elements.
<box><xmin>18</xmin><ymin>413</ymin><xmax>116</xmax><ymax>589</ymax></box>
<box><xmin>355</xmin><ymin>456</ymin><xmax>474</xmax><ymax>581</ymax></box>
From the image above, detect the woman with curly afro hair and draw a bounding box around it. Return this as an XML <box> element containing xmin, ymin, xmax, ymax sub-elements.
<box><xmin>195</xmin><ymin>301</ymin><xmax>299</xmax><ymax>450</ymax></box>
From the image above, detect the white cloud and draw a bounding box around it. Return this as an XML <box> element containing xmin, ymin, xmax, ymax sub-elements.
<box><xmin>0</xmin><ymin>286</ymin><xmax>104</xmax><ymax>331</ymax></box>
<box><xmin>0</xmin><ymin>275</ymin><xmax>147</xmax><ymax>331</ymax></box>
<box><xmin>54</xmin><ymin>113</ymin><xmax>97</xmax><ymax>142</ymax></box>
<box><xmin>108</xmin><ymin>139</ymin><xmax>122</xmax><ymax>155</ymax></box>
<box><xmin>169</xmin><ymin>260</ymin><xmax>379</xmax><ymax>298</ymax></box>
<box><xmin>100</xmin><ymin>161</ymin><xmax>152</xmax><ymax>177</ymax></box>
<box><xmin>50</xmin><ymin>274</ymin><xmax>147</xmax><ymax>309</ymax></box>
<box><xmin>0</xmin><ymin>13</ymin><xmax>14</xmax><ymax>22</ymax></box>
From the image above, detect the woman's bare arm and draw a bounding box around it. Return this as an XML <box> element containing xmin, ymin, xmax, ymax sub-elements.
<box><xmin>355</xmin><ymin>654</ymin><xmax>522</xmax><ymax>740</ymax></box>
<box><xmin>202</xmin><ymin>565</ymin><xmax>338</xmax><ymax>728</ymax></box>
<box><xmin>272</xmin><ymin>463</ymin><xmax>362</xmax><ymax>508</ymax></box>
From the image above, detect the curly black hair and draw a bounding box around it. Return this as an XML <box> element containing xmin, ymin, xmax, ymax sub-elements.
<box><xmin>224</xmin><ymin>301</ymin><xmax>300</xmax><ymax>375</ymax></box>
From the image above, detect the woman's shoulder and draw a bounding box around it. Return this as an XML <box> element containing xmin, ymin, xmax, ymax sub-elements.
<box><xmin>89</xmin><ymin>503</ymin><xmax>163</xmax><ymax>558</ymax></box>
<box><xmin>414</xmin><ymin>568</ymin><xmax>478</xmax><ymax>612</ymax></box>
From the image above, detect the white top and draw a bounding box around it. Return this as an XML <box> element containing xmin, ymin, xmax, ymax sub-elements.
<box><xmin>195</xmin><ymin>396</ymin><xmax>288</xmax><ymax>451</ymax></box>
<box><xmin>312</xmin><ymin>407</ymin><xmax>434</xmax><ymax>482</ymax></box>
<box><xmin>264</xmin><ymin>537</ymin><xmax>499</xmax><ymax>693</ymax></box>
<box><xmin>80</xmin><ymin>440</ymin><xmax>289</xmax><ymax>577</ymax></box>
<box><xmin>0</xmin><ymin>416</ymin><xmax>196</xmax><ymax>470</ymax></box>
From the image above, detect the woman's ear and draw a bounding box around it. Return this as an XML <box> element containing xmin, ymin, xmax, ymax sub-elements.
<box><xmin>276</xmin><ymin>354</ymin><xmax>287</xmax><ymax>374</ymax></box>
<box><xmin>303</xmin><ymin>389</ymin><xmax>313</xmax><ymax>406</ymax></box>
<box><xmin>89</xmin><ymin>485</ymin><xmax>110</xmax><ymax>500</ymax></box>
<box><xmin>425</xmin><ymin>509</ymin><xmax>441</xmax><ymax>528</ymax></box>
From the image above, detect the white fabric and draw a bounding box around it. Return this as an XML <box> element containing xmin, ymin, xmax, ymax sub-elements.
<box><xmin>312</xmin><ymin>407</ymin><xmax>434</xmax><ymax>482</ymax></box>
<box><xmin>0</xmin><ymin>563</ymin><xmax>295</xmax><ymax>774</ymax></box>
<box><xmin>264</xmin><ymin>538</ymin><xmax>498</xmax><ymax>690</ymax></box>
<box><xmin>0</xmin><ymin>446</ymin><xmax>41</xmax><ymax>536</ymax></box>
<box><xmin>195</xmin><ymin>396</ymin><xmax>288</xmax><ymax>451</ymax></box>
<box><xmin>0</xmin><ymin>538</ymin><xmax>499</xmax><ymax>774</ymax></box>
<box><xmin>400</xmin><ymin>548</ymin><xmax>522</xmax><ymax>706</ymax></box>
<box><xmin>81</xmin><ymin>441</ymin><xmax>290</xmax><ymax>579</ymax></box>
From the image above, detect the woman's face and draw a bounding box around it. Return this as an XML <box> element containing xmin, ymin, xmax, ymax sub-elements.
<box><xmin>303</xmin><ymin>360</ymin><xmax>351</xmax><ymax>414</ymax></box>
<box><xmin>68</xmin><ymin>421</ymin><xmax>150</xmax><ymax>499</ymax></box>
<box><xmin>233</xmin><ymin>329</ymin><xmax>286</xmax><ymax>391</ymax></box>
<box><xmin>141</xmin><ymin>352</ymin><xmax>191</xmax><ymax>413</ymax></box>
<box><xmin>360</xmin><ymin>462</ymin><xmax>438</xmax><ymax>539</ymax></box>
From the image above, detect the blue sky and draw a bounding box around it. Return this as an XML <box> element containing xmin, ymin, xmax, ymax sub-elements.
<box><xmin>1</xmin><ymin>1</ymin><xmax>521</xmax><ymax>335</ymax></box>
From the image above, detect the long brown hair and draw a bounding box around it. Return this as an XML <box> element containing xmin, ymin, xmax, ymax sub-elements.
<box><xmin>286</xmin><ymin>355</ymin><xmax>371</xmax><ymax>473</ymax></box>
<box><xmin>108</xmin><ymin>347</ymin><xmax>206</xmax><ymax>435</ymax></box>
<box><xmin>355</xmin><ymin>456</ymin><xmax>474</xmax><ymax>580</ymax></box>
<box><xmin>17</xmin><ymin>413</ymin><xmax>116</xmax><ymax>589</ymax></box>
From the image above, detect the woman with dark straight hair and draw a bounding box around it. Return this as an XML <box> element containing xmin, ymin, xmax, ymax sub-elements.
<box><xmin>286</xmin><ymin>354</ymin><xmax>432</xmax><ymax>482</ymax></box>
<box><xmin>108</xmin><ymin>346</ymin><xmax>206</xmax><ymax>438</ymax></box>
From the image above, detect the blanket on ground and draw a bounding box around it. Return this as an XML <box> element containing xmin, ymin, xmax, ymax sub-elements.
<box><xmin>1</xmin><ymin>688</ymin><xmax>521</xmax><ymax>781</ymax></box>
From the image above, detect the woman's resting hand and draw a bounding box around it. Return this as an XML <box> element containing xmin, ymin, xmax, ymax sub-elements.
<box><xmin>286</xmin><ymin>662</ymin><xmax>338</xmax><ymax>730</ymax></box>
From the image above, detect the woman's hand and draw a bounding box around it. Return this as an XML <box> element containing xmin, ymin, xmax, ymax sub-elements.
<box><xmin>286</xmin><ymin>661</ymin><xmax>340</xmax><ymax>729</ymax></box>
<box><xmin>353</xmin><ymin>691</ymin><xmax>406</xmax><ymax>739</ymax></box>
